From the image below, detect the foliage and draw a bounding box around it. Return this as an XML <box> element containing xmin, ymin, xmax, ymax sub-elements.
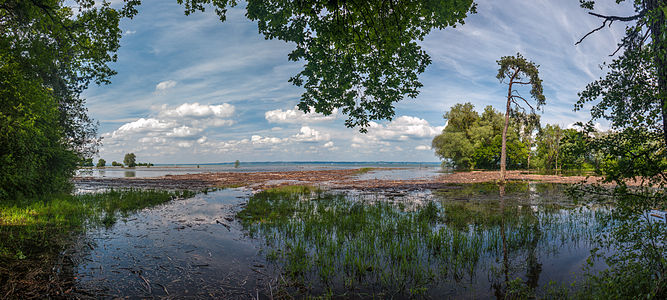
<box><xmin>234</xmin><ymin>160</ymin><xmax>240</xmax><ymax>168</ymax></box>
<box><xmin>0</xmin><ymin>0</ymin><xmax>138</xmax><ymax>199</ymax></box>
<box><xmin>534</xmin><ymin>124</ymin><xmax>564</xmax><ymax>170</ymax></box>
<box><xmin>111</xmin><ymin>161</ymin><xmax>123</xmax><ymax>167</ymax></box>
<box><xmin>496</xmin><ymin>53</ymin><xmax>546</xmax><ymax>181</ymax></box>
<box><xmin>0</xmin><ymin>61</ymin><xmax>78</xmax><ymax>199</ymax></box>
<box><xmin>559</xmin><ymin>128</ymin><xmax>595</xmax><ymax>170</ymax></box>
<box><xmin>432</xmin><ymin>103</ymin><xmax>527</xmax><ymax>170</ymax></box>
<box><xmin>574</xmin><ymin>1</ymin><xmax>667</xmax><ymax>298</ymax></box>
<box><xmin>123</xmin><ymin>153</ymin><xmax>137</xmax><ymax>168</ymax></box>
<box><xmin>96</xmin><ymin>159</ymin><xmax>106</xmax><ymax>168</ymax></box>
<box><xmin>177</xmin><ymin>0</ymin><xmax>476</xmax><ymax>131</ymax></box>
<box><xmin>80</xmin><ymin>158</ymin><xmax>94</xmax><ymax>167</ymax></box>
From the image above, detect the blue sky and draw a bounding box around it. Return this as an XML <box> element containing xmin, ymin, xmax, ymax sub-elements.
<box><xmin>85</xmin><ymin>0</ymin><xmax>632</xmax><ymax>164</ymax></box>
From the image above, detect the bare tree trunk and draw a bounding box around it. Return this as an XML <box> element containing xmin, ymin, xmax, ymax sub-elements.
<box><xmin>501</xmin><ymin>70</ymin><xmax>518</xmax><ymax>182</ymax></box>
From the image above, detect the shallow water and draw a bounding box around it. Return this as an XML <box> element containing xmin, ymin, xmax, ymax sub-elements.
<box><xmin>76</xmin><ymin>162</ymin><xmax>442</xmax><ymax>179</ymax></box>
<box><xmin>71</xmin><ymin>183</ymin><xmax>607</xmax><ymax>298</ymax></box>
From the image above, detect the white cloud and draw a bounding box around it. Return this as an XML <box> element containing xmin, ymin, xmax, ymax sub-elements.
<box><xmin>415</xmin><ymin>145</ymin><xmax>431</xmax><ymax>151</ymax></box>
<box><xmin>366</xmin><ymin>116</ymin><xmax>444</xmax><ymax>142</ymax></box>
<box><xmin>292</xmin><ymin>126</ymin><xmax>330</xmax><ymax>142</ymax></box>
<box><xmin>159</xmin><ymin>102</ymin><xmax>234</xmax><ymax>119</ymax></box>
<box><xmin>155</xmin><ymin>80</ymin><xmax>177</xmax><ymax>92</ymax></box>
<box><xmin>323</xmin><ymin>141</ymin><xmax>334</xmax><ymax>148</ymax></box>
<box><xmin>112</xmin><ymin>118</ymin><xmax>172</xmax><ymax>138</ymax></box>
<box><xmin>102</xmin><ymin>102</ymin><xmax>236</xmax><ymax>155</ymax></box>
<box><xmin>124</xmin><ymin>30</ymin><xmax>136</xmax><ymax>35</ymax></box>
<box><xmin>265</xmin><ymin>106</ymin><xmax>337</xmax><ymax>124</ymax></box>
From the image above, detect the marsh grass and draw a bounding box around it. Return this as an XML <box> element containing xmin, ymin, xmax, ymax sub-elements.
<box><xmin>355</xmin><ymin>167</ymin><xmax>375</xmax><ymax>174</ymax></box>
<box><xmin>0</xmin><ymin>189</ymin><xmax>195</xmax><ymax>297</ymax></box>
<box><xmin>237</xmin><ymin>183</ymin><xmax>607</xmax><ymax>297</ymax></box>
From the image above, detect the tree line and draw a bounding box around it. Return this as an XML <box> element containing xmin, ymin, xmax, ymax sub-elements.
<box><xmin>432</xmin><ymin>102</ymin><xmax>602</xmax><ymax>172</ymax></box>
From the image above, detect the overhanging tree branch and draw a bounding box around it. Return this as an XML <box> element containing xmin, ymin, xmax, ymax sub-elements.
<box><xmin>575</xmin><ymin>10</ymin><xmax>646</xmax><ymax>46</ymax></box>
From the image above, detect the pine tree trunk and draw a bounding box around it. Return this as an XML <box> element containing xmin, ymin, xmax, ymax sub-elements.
<box><xmin>501</xmin><ymin>70</ymin><xmax>518</xmax><ymax>182</ymax></box>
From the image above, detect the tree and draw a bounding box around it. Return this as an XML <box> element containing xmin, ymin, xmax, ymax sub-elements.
<box><xmin>111</xmin><ymin>161</ymin><xmax>123</xmax><ymax>167</ymax></box>
<box><xmin>496</xmin><ymin>53</ymin><xmax>546</xmax><ymax>182</ymax></box>
<box><xmin>234</xmin><ymin>160</ymin><xmax>240</xmax><ymax>168</ymax></box>
<box><xmin>535</xmin><ymin>124</ymin><xmax>563</xmax><ymax>170</ymax></box>
<box><xmin>97</xmin><ymin>159</ymin><xmax>106</xmax><ymax>168</ymax></box>
<box><xmin>559</xmin><ymin>128</ymin><xmax>593</xmax><ymax>170</ymax></box>
<box><xmin>0</xmin><ymin>0</ymin><xmax>138</xmax><ymax>199</ymax></box>
<box><xmin>123</xmin><ymin>153</ymin><xmax>137</xmax><ymax>168</ymax></box>
<box><xmin>574</xmin><ymin>1</ymin><xmax>667</xmax><ymax>296</ymax></box>
<box><xmin>432</xmin><ymin>103</ymin><xmax>478</xmax><ymax>169</ymax></box>
<box><xmin>577</xmin><ymin>0</ymin><xmax>666</xmax><ymax>145</ymax></box>
<box><xmin>178</xmin><ymin>0</ymin><xmax>477</xmax><ymax>132</ymax></box>
<box><xmin>432</xmin><ymin>103</ymin><xmax>528</xmax><ymax>170</ymax></box>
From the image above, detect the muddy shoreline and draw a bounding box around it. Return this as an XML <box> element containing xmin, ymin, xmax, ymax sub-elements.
<box><xmin>73</xmin><ymin>168</ymin><xmax>609</xmax><ymax>191</ymax></box>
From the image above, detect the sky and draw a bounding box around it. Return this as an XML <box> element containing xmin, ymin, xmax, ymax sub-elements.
<box><xmin>84</xmin><ymin>0</ymin><xmax>634</xmax><ymax>164</ymax></box>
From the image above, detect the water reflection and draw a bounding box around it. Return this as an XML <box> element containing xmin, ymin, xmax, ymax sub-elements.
<box><xmin>69</xmin><ymin>183</ymin><xmax>608</xmax><ymax>298</ymax></box>
<box><xmin>237</xmin><ymin>183</ymin><xmax>607</xmax><ymax>298</ymax></box>
<box><xmin>123</xmin><ymin>170</ymin><xmax>136</xmax><ymax>177</ymax></box>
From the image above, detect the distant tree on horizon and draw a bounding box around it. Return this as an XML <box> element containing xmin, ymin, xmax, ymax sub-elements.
<box><xmin>123</xmin><ymin>153</ymin><xmax>137</xmax><ymax>168</ymax></box>
<box><xmin>97</xmin><ymin>159</ymin><xmax>106</xmax><ymax>168</ymax></box>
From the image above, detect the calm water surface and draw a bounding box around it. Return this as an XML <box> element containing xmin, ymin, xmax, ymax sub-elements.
<box><xmin>76</xmin><ymin>162</ymin><xmax>443</xmax><ymax>179</ymax></box>
<box><xmin>71</xmin><ymin>183</ymin><xmax>606</xmax><ymax>298</ymax></box>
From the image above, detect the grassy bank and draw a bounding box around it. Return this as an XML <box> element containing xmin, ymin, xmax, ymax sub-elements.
<box><xmin>0</xmin><ymin>189</ymin><xmax>195</xmax><ymax>298</ymax></box>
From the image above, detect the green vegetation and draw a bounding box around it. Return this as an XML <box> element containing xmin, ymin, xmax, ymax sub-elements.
<box><xmin>571</xmin><ymin>1</ymin><xmax>667</xmax><ymax>298</ymax></box>
<box><xmin>432</xmin><ymin>103</ymin><xmax>529</xmax><ymax>170</ymax></box>
<box><xmin>234</xmin><ymin>160</ymin><xmax>240</xmax><ymax>168</ymax></box>
<box><xmin>355</xmin><ymin>167</ymin><xmax>375</xmax><ymax>174</ymax></box>
<box><xmin>237</xmin><ymin>184</ymin><xmax>605</xmax><ymax>297</ymax></box>
<box><xmin>179</xmin><ymin>0</ymin><xmax>476</xmax><ymax>131</ymax></box>
<box><xmin>0</xmin><ymin>189</ymin><xmax>194</xmax><ymax>257</ymax></box>
<box><xmin>111</xmin><ymin>161</ymin><xmax>123</xmax><ymax>167</ymax></box>
<box><xmin>432</xmin><ymin>103</ymin><xmax>605</xmax><ymax>172</ymax></box>
<box><xmin>96</xmin><ymin>159</ymin><xmax>106</xmax><ymax>168</ymax></box>
<box><xmin>123</xmin><ymin>153</ymin><xmax>137</xmax><ymax>168</ymax></box>
<box><xmin>0</xmin><ymin>1</ymin><xmax>138</xmax><ymax>200</ymax></box>
<box><xmin>0</xmin><ymin>189</ymin><xmax>194</xmax><ymax>296</ymax></box>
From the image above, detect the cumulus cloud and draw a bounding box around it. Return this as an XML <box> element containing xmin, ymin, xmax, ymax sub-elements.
<box><xmin>366</xmin><ymin>116</ymin><xmax>444</xmax><ymax>142</ymax></box>
<box><xmin>159</xmin><ymin>102</ymin><xmax>234</xmax><ymax>119</ymax></box>
<box><xmin>265</xmin><ymin>106</ymin><xmax>337</xmax><ymax>124</ymax></box>
<box><xmin>292</xmin><ymin>126</ymin><xmax>330</xmax><ymax>142</ymax></box>
<box><xmin>155</xmin><ymin>80</ymin><xmax>177</xmax><ymax>92</ymax></box>
<box><xmin>102</xmin><ymin>102</ymin><xmax>236</xmax><ymax>154</ymax></box>
<box><xmin>415</xmin><ymin>145</ymin><xmax>431</xmax><ymax>151</ymax></box>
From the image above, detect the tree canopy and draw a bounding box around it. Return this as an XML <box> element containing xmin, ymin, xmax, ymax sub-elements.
<box><xmin>432</xmin><ymin>103</ymin><xmax>528</xmax><ymax>170</ymax></box>
<box><xmin>178</xmin><ymin>0</ymin><xmax>477</xmax><ymax>131</ymax></box>
<box><xmin>0</xmin><ymin>0</ymin><xmax>137</xmax><ymax>199</ymax></box>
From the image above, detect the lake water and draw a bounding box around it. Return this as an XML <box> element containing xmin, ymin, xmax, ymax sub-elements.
<box><xmin>71</xmin><ymin>182</ymin><xmax>607</xmax><ymax>298</ymax></box>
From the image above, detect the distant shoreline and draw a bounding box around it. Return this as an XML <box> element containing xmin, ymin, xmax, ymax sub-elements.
<box><xmin>74</xmin><ymin>168</ymin><xmax>620</xmax><ymax>192</ymax></box>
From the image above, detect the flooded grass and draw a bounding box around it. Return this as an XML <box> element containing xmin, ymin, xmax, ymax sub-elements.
<box><xmin>237</xmin><ymin>183</ymin><xmax>609</xmax><ymax>298</ymax></box>
<box><xmin>0</xmin><ymin>189</ymin><xmax>195</xmax><ymax>298</ymax></box>
<box><xmin>1</xmin><ymin>182</ymin><xmax>613</xmax><ymax>298</ymax></box>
